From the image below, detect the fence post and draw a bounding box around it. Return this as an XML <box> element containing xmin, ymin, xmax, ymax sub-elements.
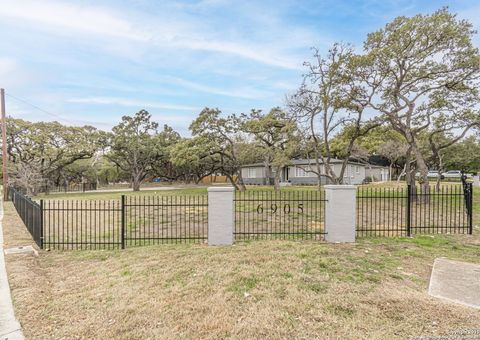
<box><xmin>324</xmin><ymin>185</ymin><xmax>356</xmax><ymax>243</ymax></box>
<box><xmin>207</xmin><ymin>187</ymin><xmax>234</xmax><ymax>246</ymax></box>
<box><xmin>39</xmin><ymin>199</ymin><xmax>44</xmax><ymax>249</ymax></box>
<box><xmin>468</xmin><ymin>183</ymin><xmax>473</xmax><ymax>235</ymax></box>
<box><xmin>22</xmin><ymin>200</ymin><xmax>25</xmax><ymax>222</ymax></box>
<box><xmin>121</xmin><ymin>195</ymin><xmax>126</xmax><ymax>249</ymax></box>
<box><xmin>406</xmin><ymin>185</ymin><xmax>412</xmax><ymax>237</ymax></box>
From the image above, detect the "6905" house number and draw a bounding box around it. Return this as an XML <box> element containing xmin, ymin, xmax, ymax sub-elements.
<box><xmin>256</xmin><ymin>203</ymin><xmax>304</xmax><ymax>214</ymax></box>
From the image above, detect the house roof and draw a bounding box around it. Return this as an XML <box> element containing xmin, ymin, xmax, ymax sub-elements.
<box><xmin>242</xmin><ymin>158</ymin><xmax>368</xmax><ymax>168</ymax></box>
<box><xmin>366</xmin><ymin>155</ymin><xmax>391</xmax><ymax>167</ymax></box>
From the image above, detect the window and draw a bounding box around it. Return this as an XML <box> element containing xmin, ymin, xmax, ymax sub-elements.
<box><xmin>356</xmin><ymin>166</ymin><xmax>360</xmax><ymax>174</ymax></box>
<box><xmin>295</xmin><ymin>167</ymin><xmax>307</xmax><ymax>177</ymax></box>
<box><xmin>248</xmin><ymin>168</ymin><xmax>257</xmax><ymax>178</ymax></box>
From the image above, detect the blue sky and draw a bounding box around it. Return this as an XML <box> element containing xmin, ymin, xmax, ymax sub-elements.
<box><xmin>1</xmin><ymin>0</ymin><xmax>479</xmax><ymax>135</ymax></box>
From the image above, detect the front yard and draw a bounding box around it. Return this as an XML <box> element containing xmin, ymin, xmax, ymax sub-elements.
<box><xmin>3</xmin><ymin>200</ymin><xmax>480</xmax><ymax>339</ymax></box>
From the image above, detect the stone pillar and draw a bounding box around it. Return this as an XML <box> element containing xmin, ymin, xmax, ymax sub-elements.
<box><xmin>473</xmin><ymin>175</ymin><xmax>480</xmax><ymax>188</ymax></box>
<box><xmin>208</xmin><ymin>187</ymin><xmax>234</xmax><ymax>246</ymax></box>
<box><xmin>324</xmin><ymin>185</ymin><xmax>356</xmax><ymax>243</ymax></box>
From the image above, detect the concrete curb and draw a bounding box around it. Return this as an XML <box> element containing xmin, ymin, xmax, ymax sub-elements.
<box><xmin>0</xmin><ymin>198</ymin><xmax>25</xmax><ymax>340</ymax></box>
<box><xmin>428</xmin><ymin>257</ymin><xmax>480</xmax><ymax>309</ymax></box>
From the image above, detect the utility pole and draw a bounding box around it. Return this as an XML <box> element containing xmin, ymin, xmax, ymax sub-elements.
<box><xmin>1</xmin><ymin>88</ymin><xmax>8</xmax><ymax>200</ymax></box>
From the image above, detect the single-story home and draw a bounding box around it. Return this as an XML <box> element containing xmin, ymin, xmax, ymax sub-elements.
<box><xmin>241</xmin><ymin>158</ymin><xmax>390</xmax><ymax>185</ymax></box>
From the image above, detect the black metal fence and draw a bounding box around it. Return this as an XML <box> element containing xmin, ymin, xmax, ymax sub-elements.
<box><xmin>356</xmin><ymin>184</ymin><xmax>473</xmax><ymax>237</ymax></box>
<box><xmin>8</xmin><ymin>183</ymin><xmax>474</xmax><ymax>250</ymax></box>
<box><xmin>42</xmin><ymin>199</ymin><xmax>122</xmax><ymax>250</ymax></box>
<box><xmin>40</xmin><ymin>183</ymin><xmax>98</xmax><ymax>194</ymax></box>
<box><xmin>234</xmin><ymin>190</ymin><xmax>327</xmax><ymax>240</ymax></box>
<box><xmin>123</xmin><ymin>195</ymin><xmax>208</xmax><ymax>247</ymax></box>
<box><xmin>33</xmin><ymin>193</ymin><xmax>208</xmax><ymax>250</ymax></box>
<box><xmin>8</xmin><ymin>187</ymin><xmax>43</xmax><ymax>247</ymax></box>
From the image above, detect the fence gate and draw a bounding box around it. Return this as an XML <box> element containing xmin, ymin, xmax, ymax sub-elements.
<box><xmin>234</xmin><ymin>190</ymin><xmax>327</xmax><ymax>240</ymax></box>
<box><xmin>356</xmin><ymin>183</ymin><xmax>473</xmax><ymax>237</ymax></box>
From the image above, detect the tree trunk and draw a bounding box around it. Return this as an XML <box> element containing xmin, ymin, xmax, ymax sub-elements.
<box><xmin>226</xmin><ymin>173</ymin><xmax>241</xmax><ymax>191</ymax></box>
<box><xmin>334</xmin><ymin>175</ymin><xmax>342</xmax><ymax>184</ymax></box>
<box><xmin>411</xmin><ymin>143</ymin><xmax>430</xmax><ymax>203</ymax></box>
<box><xmin>132</xmin><ymin>180</ymin><xmax>141</xmax><ymax>191</ymax></box>
<box><xmin>132</xmin><ymin>173</ymin><xmax>142</xmax><ymax>191</ymax></box>
<box><xmin>264</xmin><ymin>161</ymin><xmax>270</xmax><ymax>186</ymax></box>
<box><xmin>405</xmin><ymin>147</ymin><xmax>415</xmax><ymax>187</ymax></box>
<box><xmin>26</xmin><ymin>185</ymin><xmax>34</xmax><ymax>197</ymax></box>
<box><xmin>273</xmin><ymin>167</ymin><xmax>281</xmax><ymax>192</ymax></box>
<box><xmin>315</xmin><ymin>161</ymin><xmax>322</xmax><ymax>191</ymax></box>
<box><xmin>325</xmin><ymin>162</ymin><xmax>339</xmax><ymax>184</ymax></box>
<box><xmin>435</xmin><ymin>174</ymin><xmax>441</xmax><ymax>191</ymax></box>
<box><xmin>237</xmin><ymin>170</ymin><xmax>247</xmax><ymax>191</ymax></box>
<box><xmin>435</xmin><ymin>156</ymin><xmax>444</xmax><ymax>191</ymax></box>
<box><xmin>397</xmin><ymin>163</ymin><xmax>406</xmax><ymax>183</ymax></box>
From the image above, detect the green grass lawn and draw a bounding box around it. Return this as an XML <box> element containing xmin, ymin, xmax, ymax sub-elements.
<box><xmin>36</xmin><ymin>186</ymin><xmax>208</xmax><ymax>200</ymax></box>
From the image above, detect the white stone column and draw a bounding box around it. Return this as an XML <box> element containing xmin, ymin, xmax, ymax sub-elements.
<box><xmin>208</xmin><ymin>187</ymin><xmax>234</xmax><ymax>246</ymax></box>
<box><xmin>473</xmin><ymin>175</ymin><xmax>480</xmax><ymax>188</ymax></box>
<box><xmin>324</xmin><ymin>185</ymin><xmax>356</xmax><ymax>243</ymax></box>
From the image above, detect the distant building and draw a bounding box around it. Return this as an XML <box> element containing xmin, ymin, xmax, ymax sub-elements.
<box><xmin>241</xmin><ymin>158</ymin><xmax>390</xmax><ymax>185</ymax></box>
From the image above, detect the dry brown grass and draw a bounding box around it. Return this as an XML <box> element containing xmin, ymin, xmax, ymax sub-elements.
<box><xmin>3</xmin><ymin>202</ymin><xmax>480</xmax><ymax>339</ymax></box>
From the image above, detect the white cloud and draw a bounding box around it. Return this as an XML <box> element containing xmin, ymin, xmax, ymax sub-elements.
<box><xmin>166</xmin><ymin>76</ymin><xmax>272</xmax><ymax>99</ymax></box>
<box><xmin>68</xmin><ymin>96</ymin><xmax>198</xmax><ymax>111</ymax></box>
<box><xmin>0</xmin><ymin>0</ymin><xmax>329</xmax><ymax>132</ymax></box>
<box><xmin>0</xmin><ymin>0</ymin><xmax>306</xmax><ymax>69</ymax></box>
<box><xmin>174</xmin><ymin>39</ymin><xmax>301</xmax><ymax>70</ymax></box>
<box><xmin>1</xmin><ymin>0</ymin><xmax>149</xmax><ymax>41</ymax></box>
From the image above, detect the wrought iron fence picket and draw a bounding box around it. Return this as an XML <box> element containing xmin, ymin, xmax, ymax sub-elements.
<box><xmin>233</xmin><ymin>190</ymin><xmax>327</xmax><ymax>241</ymax></box>
<box><xmin>356</xmin><ymin>184</ymin><xmax>472</xmax><ymax>237</ymax></box>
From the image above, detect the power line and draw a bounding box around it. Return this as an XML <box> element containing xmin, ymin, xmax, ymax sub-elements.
<box><xmin>5</xmin><ymin>92</ymin><xmax>79</xmax><ymax>125</ymax></box>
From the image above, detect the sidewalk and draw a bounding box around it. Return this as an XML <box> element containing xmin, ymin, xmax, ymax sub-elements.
<box><xmin>0</xmin><ymin>198</ymin><xmax>24</xmax><ymax>339</ymax></box>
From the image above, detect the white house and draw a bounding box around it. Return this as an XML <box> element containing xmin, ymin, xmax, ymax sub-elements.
<box><xmin>241</xmin><ymin>158</ymin><xmax>390</xmax><ymax>185</ymax></box>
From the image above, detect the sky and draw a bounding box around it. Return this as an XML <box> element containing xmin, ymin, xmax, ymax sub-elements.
<box><xmin>1</xmin><ymin>0</ymin><xmax>480</xmax><ymax>135</ymax></box>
